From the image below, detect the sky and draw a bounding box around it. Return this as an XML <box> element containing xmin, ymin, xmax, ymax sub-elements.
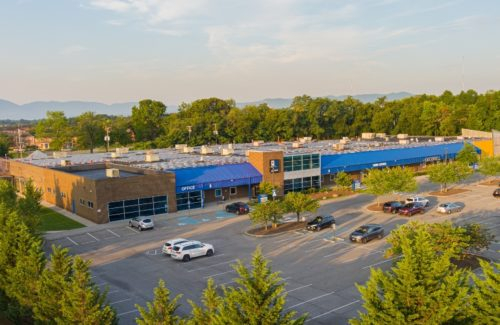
<box><xmin>1</xmin><ymin>0</ymin><xmax>500</xmax><ymax>105</ymax></box>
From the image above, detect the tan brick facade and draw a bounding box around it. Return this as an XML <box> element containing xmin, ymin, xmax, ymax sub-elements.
<box><xmin>248</xmin><ymin>151</ymin><xmax>284</xmax><ymax>196</ymax></box>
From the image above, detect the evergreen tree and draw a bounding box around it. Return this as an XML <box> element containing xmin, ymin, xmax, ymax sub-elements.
<box><xmin>352</xmin><ymin>228</ymin><xmax>469</xmax><ymax>325</ymax></box>
<box><xmin>17</xmin><ymin>178</ymin><xmax>43</xmax><ymax>235</ymax></box>
<box><xmin>469</xmin><ymin>260</ymin><xmax>500</xmax><ymax>324</ymax></box>
<box><xmin>57</xmin><ymin>257</ymin><xmax>116</xmax><ymax>325</ymax></box>
<box><xmin>217</xmin><ymin>247</ymin><xmax>307</xmax><ymax>324</ymax></box>
<box><xmin>282</xmin><ymin>192</ymin><xmax>320</xmax><ymax>222</ymax></box>
<box><xmin>187</xmin><ymin>278</ymin><xmax>221</xmax><ymax>325</ymax></box>
<box><xmin>136</xmin><ymin>279</ymin><xmax>184</xmax><ymax>325</ymax></box>
<box><xmin>33</xmin><ymin>246</ymin><xmax>74</xmax><ymax>323</ymax></box>
<box><xmin>0</xmin><ymin>179</ymin><xmax>17</xmax><ymax>212</ymax></box>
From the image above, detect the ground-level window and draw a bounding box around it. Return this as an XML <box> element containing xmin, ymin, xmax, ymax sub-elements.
<box><xmin>176</xmin><ymin>191</ymin><xmax>202</xmax><ymax>211</ymax></box>
<box><xmin>79</xmin><ymin>198</ymin><xmax>86</xmax><ymax>205</ymax></box>
<box><xmin>215</xmin><ymin>189</ymin><xmax>222</xmax><ymax>197</ymax></box>
<box><xmin>87</xmin><ymin>201</ymin><xmax>94</xmax><ymax>209</ymax></box>
<box><xmin>108</xmin><ymin>195</ymin><xmax>168</xmax><ymax>222</ymax></box>
<box><xmin>284</xmin><ymin>176</ymin><xmax>320</xmax><ymax>194</ymax></box>
<box><xmin>230</xmin><ymin>187</ymin><xmax>237</xmax><ymax>195</ymax></box>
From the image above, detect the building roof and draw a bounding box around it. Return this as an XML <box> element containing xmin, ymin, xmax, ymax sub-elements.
<box><xmin>65</xmin><ymin>169</ymin><xmax>142</xmax><ymax>180</ymax></box>
<box><xmin>321</xmin><ymin>142</ymin><xmax>473</xmax><ymax>174</ymax></box>
<box><xmin>174</xmin><ymin>163</ymin><xmax>262</xmax><ymax>193</ymax></box>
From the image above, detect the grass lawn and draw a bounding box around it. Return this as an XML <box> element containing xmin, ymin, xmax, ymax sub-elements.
<box><xmin>38</xmin><ymin>207</ymin><xmax>85</xmax><ymax>232</ymax></box>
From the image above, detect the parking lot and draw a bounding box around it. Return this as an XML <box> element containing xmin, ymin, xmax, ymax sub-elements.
<box><xmin>44</xmin><ymin>182</ymin><xmax>500</xmax><ymax>324</ymax></box>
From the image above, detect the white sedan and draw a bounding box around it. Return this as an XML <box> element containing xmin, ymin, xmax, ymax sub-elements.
<box><xmin>162</xmin><ymin>238</ymin><xmax>189</xmax><ymax>255</ymax></box>
<box><xmin>436</xmin><ymin>202</ymin><xmax>463</xmax><ymax>214</ymax></box>
<box><xmin>405</xmin><ymin>196</ymin><xmax>430</xmax><ymax>207</ymax></box>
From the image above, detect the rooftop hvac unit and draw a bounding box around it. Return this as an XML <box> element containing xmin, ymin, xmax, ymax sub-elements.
<box><xmin>399</xmin><ymin>139</ymin><xmax>410</xmax><ymax>145</ymax></box>
<box><xmin>182</xmin><ymin>147</ymin><xmax>194</xmax><ymax>153</ymax></box>
<box><xmin>106</xmin><ymin>168</ymin><xmax>120</xmax><ymax>178</ymax></box>
<box><xmin>145</xmin><ymin>153</ymin><xmax>159</xmax><ymax>162</ymax></box>
<box><xmin>333</xmin><ymin>143</ymin><xmax>345</xmax><ymax>151</ymax></box>
<box><xmin>457</xmin><ymin>136</ymin><xmax>464</xmax><ymax>140</ymax></box>
<box><xmin>339</xmin><ymin>139</ymin><xmax>349</xmax><ymax>144</ymax></box>
<box><xmin>435</xmin><ymin>137</ymin><xmax>445</xmax><ymax>142</ymax></box>
<box><xmin>376</xmin><ymin>133</ymin><xmax>386</xmax><ymax>138</ymax></box>
<box><xmin>111</xmin><ymin>152</ymin><xmax>121</xmax><ymax>158</ymax></box>
<box><xmin>53</xmin><ymin>151</ymin><xmax>68</xmax><ymax>158</ymax></box>
<box><xmin>222</xmin><ymin>148</ymin><xmax>234</xmax><ymax>156</ymax></box>
<box><xmin>60</xmin><ymin>159</ymin><xmax>71</xmax><ymax>166</ymax></box>
<box><xmin>299</xmin><ymin>137</ymin><xmax>312</xmax><ymax>143</ymax></box>
<box><xmin>361</xmin><ymin>133</ymin><xmax>375</xmax><ymax>139</ymax></box>
<box><xmin>228</xmin><ymin>143</ymin><xmax>234</xmax><ymax>149</ymax></box>
<box><xmin>252</xmin><ymin>140</ymin><xmax>264</xmax><ymax>147</ymax></box>
<box><xmin>397</xmin><ymin>134</ymin><xmax>408</xmax><ymax>139</ymax></box>
<box><xmin>201</xmin><ymin>146</ymin><xmax>214</xmax><ymax>155</ymax></box>
<box><xmin>116</xmin><ymin>147</ymin><xmax>129</xmax><ymax>154</ymax></box>
<box><xmin>292</xmin><ymin>142</ymin><xmax>303</xmax><ymax>148</ymax></box>
<box><xmin>175</xmin><ymin>144</ymin><xmax>187</xmax><ymax>150</ymax></box>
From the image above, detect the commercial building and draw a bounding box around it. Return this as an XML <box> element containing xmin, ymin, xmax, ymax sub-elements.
<box><xmin>0</xmin><ymin>135</ymin><xmax>486</xmax><ymax>224</ymax></box>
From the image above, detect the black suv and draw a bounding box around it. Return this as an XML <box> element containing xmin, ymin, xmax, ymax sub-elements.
<box><xmin>225</xmin><ymin>202</ymin><xmax>250</xmax><ymax>215</ymax></box>
<box><xmin>382</xmin><ymin>201</ymin><xmax>405</xmax><ymax>214</ymax></box>
<box><xmin>306</xmin><ymin>215</ymin><xmax>335</xmax><ymax>231</ymax></box>
<box><xmin>350</xmin><ymin>224</ymin><xmax>384</xmax><ymax>243</ymax></box>
<box><xmin>494</xmin><ymin>188</ymin><xmax>500</xmax><ymax>198</ymax></box>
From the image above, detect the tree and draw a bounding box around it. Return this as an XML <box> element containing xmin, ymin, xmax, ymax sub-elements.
<box><xmin>0</xmin><ymin>179</ymin><xmax>17</xmax><ymax>211</ymax></box>
<box><xmin>217</xmin><ymin>247</ymin><xmax>307</xmax><ymax>324</ymax></box>
<box><xmin>469</xmin><ymin>260</ymin><xmax>500</xmax><ymax>324</ymax></box>
<box><xmin>136</xmin><ymin>279</ymin><xmax>183</xmax><ymax>325</ymax></box>
<box><xmin>76</xmin><ymin>112</ymin><xmax>104</xmax><ymax>153</ymax></box>
<box><xmin>57</xmin><ymin>257</ymin><xmax>116</xmax><ymax>325</ymax></box>
<box><xmin>0</xmin><ymin>133</ymin><xmax>10</xmax><ymax>157</ymax></box>
<box><xmin>249</xmin><ymin>200</ymin><xmax>283</xmax><ymax>230</ymax></box>
<box><xmin>34</xmin><ymin>111</ymin><xmax>70</xmax><ymax>150</ymax></box>
<box><xmin>478</xmin><ymin>156</ymin><xmax>500</xmax><ymax>182</ymax></box>
<box><xmin>334</xmin><ymin>171</ymin><xmax>352</xmax><ymax>189</ymax></box>
<box><xmin>187</xmin><ymin>278</ymin><xmax>221</xmax><ymax>325</ymax></box>
<box><xmin>131</xmin><ymin>100</ymin><xmax>167</xmax><ymax>142</ymax></box>
<box><xmin>282</xmin><ymin>192</ymin><xmax>320</xmax><ymax>222</ymax></box>
<box><xmin>389</xmin><ymin>166</ymin><xmax>417</xmax><ymax>196</ymax></box>
<box><xmin>258</xmin><ymin>181</ymin><xmax>278</xmax><ymax>198</ymax></box>
<box><xmin>17</xmin><ymin>178</ymin><xmax>43</xmax><ymax>235</ymax></box>
<box><xmin>456</xmin><ymin>142</ymin><xmax>479</xmax><ymax>165</ymax></box>
<box><xmin>352</xmin><ymin>228</ymin><xmax>469</xmax><ymax>324</ymax></box>
<box><xmin>363</xmin><ymin>168</ymin><xmax>391</xmax><ymax>206</ymax></box>
<box><xmin>427</xmin><ymin>161</ymin><xmax>473</xmax><ymax>192</ymax></box>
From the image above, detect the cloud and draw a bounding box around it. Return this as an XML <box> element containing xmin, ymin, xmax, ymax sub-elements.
<box><xmin>60</xmin><ymin>45</ymin><xmax>88</xmax><ymax>55</ymax></box>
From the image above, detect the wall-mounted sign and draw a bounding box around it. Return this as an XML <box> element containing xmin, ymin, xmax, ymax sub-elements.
<box><xmin>181</xmin><ymin>185</ymin><xmax>196</xmax><ymax>192</ymax></box>
<box><xmin>424</xmin><ymin>156</ymin><xmax>440</xmax><ymax>162</ymax></box>
<box><xmin>372</xmin><ymin>162</ymin><xmax>387</xmax><ymax>167</ymax></box>
<box><xmin>270</xmin><ymin>159</ymin><xmax>280</xmax><ymax>173</ymax></box>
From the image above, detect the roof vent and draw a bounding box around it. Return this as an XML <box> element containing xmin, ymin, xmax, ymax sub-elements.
<box><xmin>111</xmin><ymin>152</ymin><xmax>121</xmax><ymax>158</ymax></box>
<box><xmin>397</xmin><ymin>134</ymin><xmax>408</xmax><ymax>139</ymax></box>
<box><xmin>361</xmin><ymin>133</ymin><xmax>375</xmax><ymax>139</ymax></box>
<box><xmin>106</xmin><ymin>168</ymin><xmax>120</xmax><ymax>178</ymax></box>
<box><xmin>252</xmin><ymin>140</ymin><xmax>264</xmax><ymax>147</ymax></box>
<box><xmin>399</xmin><ymin>139</ymin><xmax>410</xmax><ymax>145</ymax></box>
<box><xmin>60</xmin><ymin>159</ymin><xmax>71</xmax><ymax>166</ymax></box>
<box><xmin>175</xmin><ymin>144</ymin><xmax>187</xmax><ymax>150</ymax></box>
<box><xmin>221</xmin><ymin>148</ymin><xmax>234</xmax><ymax>156</ymax></box>
<box><xmin>434</xmin><ymin>137</ymin><xmax>445</xmax><ymax>142</ymax></box>
<box><xmin>182</xmin><ymin>147</ymin><xmax>194</xmax><ymax>153</ymax></box>
<box><xmin>292</xmin><ymin>142</ymin><xmax>303</xmax><ymax>148</ymax></box>
<box><xmin>145</xmin><ymin>153</ymin><xmax>159</xmax><ymax>162</ymax></box>
<box><xmin>201</xmin><ymin>145</ymin><xmax>214</xmax><ymax>155</ymax></box>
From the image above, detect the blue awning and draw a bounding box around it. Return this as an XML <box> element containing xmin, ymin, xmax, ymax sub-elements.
<box><xmin>174</xmin><ymin>163</ymin><xmax>262</xmax><ymax>193</ymax></box>
<box><xmin>321</xmin><ymin>142</ymin><xmax>479</xmax><ymax>174</ymax></box>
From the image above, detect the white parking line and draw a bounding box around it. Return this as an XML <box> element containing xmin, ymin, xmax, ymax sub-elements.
<box><xmin>107</xmin><ymin>229</ymin><xmax>121</xmax><ymax>238</ymax></box>
<box><xmin>305</xmin><ymin>300</ymin><xmax>360</xmax><ymax>322</ymax></box>
<box><xmin>110</xmin><ymin>298</ymin><xmax>132</xmax><ymax>305</ymax></box>
<box><xmin>275</xmin><ymin>235</ymin><xmax>303</xmax><ymax>244</ymax></box>
<box><xmin>66</xmin><ymin>237</ymin><xmax>79</xmax><ymax>246</ymax></box>
<box><xmin>127</xmin><ymin>227</ymin><xmax>140</xmax><ymax>234</ymax></box>
<box><xmin>341</xmin><ymin>241</ymin><xmax>384</xmax><ymax>253</ymax></box>
<box><xmin>285</xmin><ymin>291</ymin><xmax>336</xmax><ymax>310</ymax></box>
<box><xmin>304</xmin><ymin>241</ymin><xmax>337</xmax><ymax>253</ymax></box>
<box><xmin>285</xmin><ymin>284</ymin><xmax>312</xmax><ymax>294</ymax></box>
<box><xmin>87</xmin><ymin>233</ymin><xmax>100</xmax><ymax>241</ymax></box>
<box><xmin>362</xmin><ymin>255</ymin><xmax>401</xmax><ymax>270</ymax></box>
<box><xmin>187</xmin><ymin>259</ymin><xmax>238</xmax><ymax>273</ymax></box>
<box><xmin>203</xmin><ymin>269</ymin><xmax>236</xmax><ymax>279</ymax></box>
<box><xmin>117</xmin><ymin>309</ymin><xmax>138</xmax><ymax>316</ymax></box>
<box><xmin>341</xmin><ymin>251</ymin><xmax>381</xmax><ymax>263</ymax></box>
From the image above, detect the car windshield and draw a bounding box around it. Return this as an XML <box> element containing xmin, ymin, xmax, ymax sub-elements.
<box><xmin>173</xmin><ymin>246</ymin><xmax>180</xmax><ymax>251</ymax></box>
<box><xmin>142</xmin><ymin>219</ymin><xmax>151</xmax><ymax>223</ymax></box>
<box><xmin>439</xmin><ymin>204</ymin><xmax>448</xmax><ymax>207</ymax></box>
<box><xmin>165</xmin><ymin>243</ymin><xmax>171</xmax><ymax>246</ymax></box>
<box><xmin>356</xmin><ymin>227</ymin><xmax>368</xmax><ymax>234</ymax></box>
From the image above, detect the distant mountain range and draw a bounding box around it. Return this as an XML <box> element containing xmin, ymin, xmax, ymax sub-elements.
<box><xmin>0</xmin><ymin>92</ymin><xmax>412</xmax><ymax>120</ymax></box>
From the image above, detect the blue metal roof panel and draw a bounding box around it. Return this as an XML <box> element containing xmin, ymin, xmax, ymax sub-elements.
<box><xmin>174</xmin><ymin>163</ymin><xmax>262</xmax><ymax>193</ymax></box>
<box><xmin>321</xmin><ymin>142</ymin><xmax>476</xmax><ymax>174</ymax></box>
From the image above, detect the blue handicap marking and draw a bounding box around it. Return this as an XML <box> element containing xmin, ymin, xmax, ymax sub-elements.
<box><xmin>177</xmin><ymin>217</ymin><xmax>201</xmax><ymax>226</ymax></box>
<box><xmin>215</xmin><ymin>210</ymin><xmax>234</xmax><ymax>219</ymax></box>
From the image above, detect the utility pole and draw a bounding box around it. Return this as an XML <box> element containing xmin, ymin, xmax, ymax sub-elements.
<box><xmin>213</xmin><ymin>123</ymin><xmax>218</xmax><ymax>145</ymax></box>
<box><xmin>187</xmin><ymin>125</ymin><xmax>192</xmax><ymax>143</ymax></box>
<box><xmin>17</xmin><ymin>126</ymin><xmax>23</xmax><ymax>158</ymax></box>
<box><xmin>104</xmin><ymin>127</ymin><xmax>111</xmax><ymax>152</ymax></box>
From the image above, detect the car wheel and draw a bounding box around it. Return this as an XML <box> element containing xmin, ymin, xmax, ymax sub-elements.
<box><xmin>236</xmin><ymin>210</ymin><xmax>240</xmax><ymax>215</ymax></box>
<box><xmin>377</xmin><ymin>233</ymin><xmax>383</xmax><ymax>239</ymax></box>
<box><xmin>447</xmin><ymin>210</ymin><xmax>452</xmax><ymax>214</ymax></box>
<box><xmin>225</xmin><ymin>207</ymin><xmax>230</xmax><ymax>212</ymax></box>
<box><xmin>420</xmin><ymin>210</ymin><xmax>425</xmax><ymax>214</ymax></box>
<box><xmin>139</xmin><ymin>226</ymin><xmax>143</xmax><ymax>231</ymax></box>
<box><xmin>129</xmin><ymin>221</ymin><xmax>132</xmax><ymax>227</ymax></box>
<box><xmin>362</xmin><ymin>238</ymin><xmax>367</xmax><ymax>244</ymax></box>
<box><xmin>206</xmin><ymin>249</ymin><xmax>214</xmax><ymax>256</ymax></box>
<box><xmin>425</xmin><ymin>202</ymin><xmax>429</xmax><ymax>207</ymax></box>
<box><xmin>182</xmin><ymin>255</ymin><xmax>190</xmax><ymax>262</ymax></box>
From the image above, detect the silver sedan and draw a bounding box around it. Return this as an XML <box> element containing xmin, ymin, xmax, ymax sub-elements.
<box><xmin>436</xmin><ymin>202</ymin><xmax>463</xmax><ymax>214</ymax></box>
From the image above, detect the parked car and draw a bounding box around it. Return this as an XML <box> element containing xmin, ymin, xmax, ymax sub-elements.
<box><xmin>306</xmin><ymin>215</ymin><xmax>336</xmax><ymax>231</ymax></box>
<box><xmin>405</xmin><ymin>196</ymin><xmax>430</xmax><ymax>207</ymax></box>
<box><xmin>171</xmin><ymin>241</ymin><xmax>215</xmax><ymax>262</ymax></box>
<box><xmin>382</xmin><ymin>201</ymin><xmax>405</xmax><ymax>214</ymax></box>
<box><xmin>225</xmin><ymin>202</ymin><xmax>250</xmax><ymax>214</ymax></box>
<box><xmin>162</xmin><ymin>238</ymin><xmax>189</xmax><ymax>255</ymax></box>
<box><xmin>350</xmin><ymin>224</ymin><xmax>384</xmax><ymax>243</ymax></box>
<box><xmin>399</xmin><ymin>202</ymin><xmax>425</xmax><ymax>216</ymax></box>
<box><xmin>436</xmin><ymin>202</ymin><xmax>463</xmax><ymax>214</ymax></box>
<box><xmin>494</xmin><ymin>188</ymin><xmax>500</xmax><ymax>198</ymax></box>
<box><xmin>129</xmin><ymin>217</ymin><xmax>154</xmax><ymax>231</ymax></box>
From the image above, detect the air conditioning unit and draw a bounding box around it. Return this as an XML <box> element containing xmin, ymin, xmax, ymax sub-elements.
<box><xmin>399</xmin><ymin>139</ymin><xmax>410</xmax><ymax>145</ymax></box>
<box><xmin>376</xmin><ymin>133</ymin><xmax>386</xmax><ymax>138</ymax></box>
<box><xmin>175</xmin><ymin>144</ymin><xmax>187</xmax><ymax>150</ymax></box>
<box><xmin>435</xmin><ymin>137</ymin><xmax>445</xmax><ymax>142</ymax></box>
<box><xmin>60</xmin><ymin>159</ymin><xmax>71</xmax><ymax>166</ymax></box>
<box><xmin>333</xmin><ymin>143</ymin><xmax>345</xmax><ymax>151</ymax></box>
<box><xmin>397</xmin><ymin>134</ymin><xmax>408</xmax><ymax>139</ymax></box>
<box><xmin>292</xmin><ymin>142</ymin><xmax>303</xmax><ymax>148</ymax></box>
<box><xmin>111</xmin><ymin>152</ymin><xmax>121</xmax><ymax>158</ymax></box>
<box><xmin>361</xmin><ymin>133</ymin><xmax>375</xmax><ymax>139</ymax></box>
<box><xmin>252</xmin><ymin>140</ymin><xmax>264</xmax><ymax>147</ymax></box>
<box><xmin>106</xmin><ymin>168</ymin><xmax>120</xmax><ymax>178</ymax></box>
<box><xmin>221</xmin><ymin>148</ymin><xmax>234</xmax><ymax>156</ymax></box>
<box><xmin>145</xmin><ymin>153</ymin><xmax>159</xmax><ymax>162</ymax></box>
<box><xmin>182</xmin><ymin>147</ymin><xmax>194</xmax><ymax>153</ymax></box>
<box><xmin>201</xmin><ymin>146</ymin><xmax>214</xmax><ymax>155</ymax></box>
<box><xmin>116</xmin><ymin>147</ymin><xmax>129</xmax><ymax>154</ymax></box>
<box><xmin>53</xmin><ymin>151</ymin><xmax>68</xmax><ymax>158</ymax></box>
